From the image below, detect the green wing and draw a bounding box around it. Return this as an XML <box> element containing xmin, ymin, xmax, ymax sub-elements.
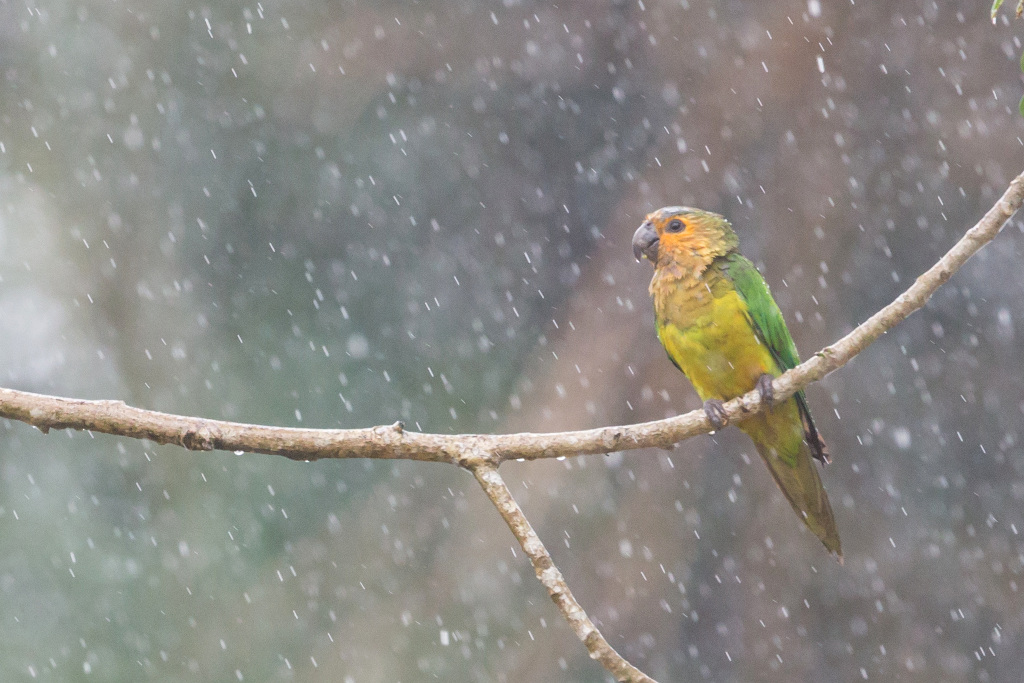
<box><xmin>720</xmin><ymin>253</ymin><xmax>799</xmax><ymax>370</ymax></box>
<box><xmin>720</xmin><ymin>252</ymin><xmax>830</xmax><ymax>463</ymax></box>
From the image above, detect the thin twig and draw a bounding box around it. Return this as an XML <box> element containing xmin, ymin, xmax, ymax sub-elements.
<box><xmin>0</xmin><ymin>172</ymin><xmax>1020</xmax><ymax>463</ymax></box>
<box><xmin>470</xmin><ymin>460</ymin><xmax>656</xmax><ymax>683</ymax></box>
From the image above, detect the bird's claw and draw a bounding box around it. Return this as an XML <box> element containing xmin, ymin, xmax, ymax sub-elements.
<box><xmin>703</xmin><ymin>399</ymin><xmax>729</xmax><ymax>430</ymax></box>
<box><xmin>756</xmin><ymin>373</ymin><xmax>775</xmax><ymax>406</ymax></box>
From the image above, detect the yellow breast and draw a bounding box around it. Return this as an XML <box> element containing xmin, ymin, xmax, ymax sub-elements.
<box><xmin>653</xmin><ymin>268</ymin><xmax>778</xmax><ymax>402</ymax></box>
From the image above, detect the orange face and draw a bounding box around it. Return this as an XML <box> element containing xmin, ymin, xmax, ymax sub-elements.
<box><xmin>632</xmin><ymin>206</ymin><xmax>736</xmax><ymax>266</ymax></box>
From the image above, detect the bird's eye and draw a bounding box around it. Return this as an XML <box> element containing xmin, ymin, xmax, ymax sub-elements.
<box><xmin>667</xmin><ymin>219</ymin><xmax>684</xmax><ymax>233</ymax></box>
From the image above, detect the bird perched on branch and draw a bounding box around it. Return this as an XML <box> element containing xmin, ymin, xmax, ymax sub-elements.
<box><xmin>632</xmin><ymin>206</ymin><xmax>841</xmax><ymax>559</ymax></box>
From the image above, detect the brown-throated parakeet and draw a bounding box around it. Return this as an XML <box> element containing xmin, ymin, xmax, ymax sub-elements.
<box><xmin>633</xmin><ymin>206</ymin><xmax>841</xmax><ymax>559</ymax></box>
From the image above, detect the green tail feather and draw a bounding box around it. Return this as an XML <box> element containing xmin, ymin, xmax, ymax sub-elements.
<box><xmin>742</xmin><ymin>410</ymin><xmax>842</xmax><ymax>559</ymax></box>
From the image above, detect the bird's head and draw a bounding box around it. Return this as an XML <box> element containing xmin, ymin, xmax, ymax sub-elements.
<box><xmin>632</xmin><ymin>206</ymin><xmax>738</xmax><ymax>269</ymax></box>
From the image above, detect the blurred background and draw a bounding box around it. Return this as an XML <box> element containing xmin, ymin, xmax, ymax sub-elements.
<box><xmin>1</xmin><ymin>0</ymin><xmax>1023</xmax><ymax>680</ymax></box>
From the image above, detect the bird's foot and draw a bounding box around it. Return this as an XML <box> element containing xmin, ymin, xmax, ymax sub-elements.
<box><xmin>703</xmin><ymin>399</ymin><xmax>728</xmax><ymax>430</ymax></box>
<box><xmin>756</xmin><ymin>373</ymin><xmax>775</xmax><ymax>407</ymax></box>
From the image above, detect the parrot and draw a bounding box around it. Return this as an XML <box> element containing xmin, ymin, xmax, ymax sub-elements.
<box><xmin>632</xmin><ymin>206</ymin><xmax>841</xmax><ymax>559</ymax></box>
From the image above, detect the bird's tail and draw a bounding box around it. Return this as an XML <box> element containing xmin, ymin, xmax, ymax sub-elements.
<box><xmin>741</xmin><ymin>408</ymin><xmax>842</xmax><ymax>560</ymax></box>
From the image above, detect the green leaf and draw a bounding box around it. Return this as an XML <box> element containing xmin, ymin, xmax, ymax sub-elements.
<box><xmin>1019</xmin><ymin>39</ymin><xmax>1024</xmax><ymax>120</ymax></box>
<box><xmin>992</xmin><ymin>0</ymin><xmax>1005</xmax><ymax>21</ymax></box>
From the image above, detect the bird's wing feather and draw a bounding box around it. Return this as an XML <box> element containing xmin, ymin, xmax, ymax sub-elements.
<box><xmin>720</xmin><ymin>253</ymin><xmax>830</xmax><ymax>463</ymax></box>
<box><xmin>719</xmin><ymin>253</ymin><xmax>800</xmax><ymax>371</ymax></box>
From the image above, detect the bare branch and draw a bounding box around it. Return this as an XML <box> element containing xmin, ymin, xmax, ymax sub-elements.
<box><xmin>471</xmin><ymin>461</ymin><xmax>656</xmax><ymax>683</ymax></box>
<box><xmin>0</xmin><ymin>171</ymin><xmax>1019</xmax><ymax>464</ymax></box>
<box><xmin>0</xmin><ymin>170</ymin><xmax>1019</xmax><ymax>683</ymax></box>
<box><xmin>762</xmin><ymin>169</ymin><xmax>1024</xmax><ymax>417</ymax></box>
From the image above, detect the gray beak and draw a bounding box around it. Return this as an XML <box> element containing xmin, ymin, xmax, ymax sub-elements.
<box><xmin>632</xmin><ymin>222</ymin><xmax>659</xmax><ymax>263</ymax></box>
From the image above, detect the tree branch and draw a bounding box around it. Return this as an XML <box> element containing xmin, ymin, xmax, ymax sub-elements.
<box><xmin>0</xmin><ymin>172</ymin><xmax>1020</xmax><ymax>464</ymax></box>
<box><xmin>471</xmin><ymin>461</ymin><xmax>655</xmax><ymax>682</ymax></box>
<box><xmin>0</xmin><ymin>170</ymin><xmax>1019</xmax><ymax>683</ymax></box>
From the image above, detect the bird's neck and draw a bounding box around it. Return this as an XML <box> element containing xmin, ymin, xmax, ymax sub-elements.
<box><xmin>649</xmin><ymin>252</ymin><xmax>715</xmax><ymax>294</ymax></box>
<box><xmin>649</xmin><ymin>254</ymin><xmax>725</xmax><ymax>322</ymax></box>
